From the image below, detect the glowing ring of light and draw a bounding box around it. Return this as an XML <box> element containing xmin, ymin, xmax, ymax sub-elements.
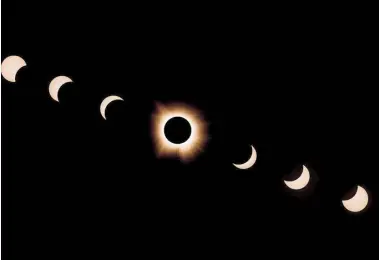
<box><xmin>152</xmin><ymin>102</ymin><xmax>208</xmax><ymax>162</ymax></box>
<box><xmin>160</xmin><ymin>115</ymin><xmax>194</xmax><ymax>147</ymax></box>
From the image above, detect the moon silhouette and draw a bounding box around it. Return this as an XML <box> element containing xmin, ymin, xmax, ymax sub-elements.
<box><xmin>233</xmin><ymin>145</ymin><xmax>257</xmax><ymax>170</ymax></box>
<box><xmin>48</xmin><ymin>76</ymin><xmax>73</xmax><ymax>102</ymax></box>
<box><xmin>1</xmin><ymin>55</ymin><xmax>27</xmax><ymax>82</ymax></box>
<box><xmin>284</xmin><ymin>165</ymin><xmax>310</xmax><ymax>190</ymax></box>
<box><xmin>342</xmin><ymin>185</ymin><xmax>369</xmax><ymax>213</ymax></box>
<box><xmin>100</xmin><ymin>95</ymin><xmax>124</xmax><ymax>119</ymax></box>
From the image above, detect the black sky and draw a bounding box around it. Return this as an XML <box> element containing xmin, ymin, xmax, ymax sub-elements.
<box><xmin>2</xmin><ymin>2</ymin><xmax>378</xmax><ymax>258</ymax></box>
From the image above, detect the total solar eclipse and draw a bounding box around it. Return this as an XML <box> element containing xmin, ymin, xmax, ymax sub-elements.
<box><xmin>164</xmin><ymin>116</ymin><xmax>192</xmax><ymax>144</ymax></box>
<box><xmin>151</xmin><ymin>102</ymin><xmax>208</xmax><ymax>162</ymax></box>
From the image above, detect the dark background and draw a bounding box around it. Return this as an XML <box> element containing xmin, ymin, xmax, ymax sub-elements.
<box><xmin>2</xmin><ymin>2</ymin><xmax>378</xmax><ymax>258</ymax></box>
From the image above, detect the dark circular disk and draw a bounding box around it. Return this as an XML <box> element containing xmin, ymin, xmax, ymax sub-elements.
<box><xmin>164</xmin><ymin>116</ymin><xmax>192</xmax><ymax>144</ymax></box>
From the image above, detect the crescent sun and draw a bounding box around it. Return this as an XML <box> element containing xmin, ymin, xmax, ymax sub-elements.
<box><xmin>100</xmin><ymin>95</ymin><xmax>124</xmax><ymax>120</ymax></box>
<box><xmin>1</xmin><ymin>55</ymin><xmax>27</xmax><ymax>83</ymax></box>
<box><xmin>48</xmin><ymin>76</ymin><xmax>73</xmax><ymax>102</ymax></box>
<box><xmin>342</xmin><ymin>185</ymin><xmax>369</xmax><ymax>213</ymax></box>
<box><xmin>284</xmin><ymin>165</ymin><xmax>310</xmax><ymax>190</ymax></box>
<box><xmin>233</xmin><ymin>145</ymin><xmax>257</xmax><ymax>170</ymax></box>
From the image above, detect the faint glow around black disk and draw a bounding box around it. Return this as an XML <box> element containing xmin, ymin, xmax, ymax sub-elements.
<box><xmin>164</xmin><ymin>117</ymin><xmax>192</xmax><ymax>144</ymax></box>
<box><xmin>152</xmin><ymin>102</ymin><xmax>207</xmax><ymax>162</ymax></box>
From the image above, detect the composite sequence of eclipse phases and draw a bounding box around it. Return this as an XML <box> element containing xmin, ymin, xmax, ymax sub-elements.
<box><xmin>1</xmin><ymin>55</ymin><xmax>372</xmax><ymax>214</ymax></box>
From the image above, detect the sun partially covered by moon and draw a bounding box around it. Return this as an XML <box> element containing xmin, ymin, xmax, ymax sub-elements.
<box><xmin>342</xmin><ymin>185</ymin><xmax>369</xmax><ymax>213</ymax></box>
<box><xmin>48</xmin><ymin>76</ymin><xmax>73</xmax><ymax>102</ymax></box>
<box><xmin>284</xmin><ymin>165</ymin><xmax>311</xmax><ymax>190</ymax></box>
<box><xmin>151</xmin><ymin>102</ymin><xmax>208</xmax><ymax>162</ymax></box>
<box><xmin>233</xmin><ymin>145</ymin><xmax>257</xmax><ymax>170</ymax></box>
<box><xmin>1</xmin><ymin>55</ymin><xmax>27</xmax><ymax>82</ymax></box>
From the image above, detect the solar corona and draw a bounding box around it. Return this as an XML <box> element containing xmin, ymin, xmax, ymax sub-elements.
<box><xmin>151</xmin><ymin>102</ymin><xmax>208</xmax><ymax>162</ymax></box>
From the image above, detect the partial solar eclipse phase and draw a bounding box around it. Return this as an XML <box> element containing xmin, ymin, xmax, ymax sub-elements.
<box><xmin>48</xmin><ymin>76</ymin><xmax>73</xmax><ymax>102</ymax></box>
<box><xmin>1</xmin><ymin>55</ymin><xmax>27</xmax><ymax>82</ymax></box>
<box><xmin>151</xmin><ymin>102</ymin><xmax>207</xmax><ymax>162</ymax></box>
<box><xmin>342</xmin><ymin>185</ymin><xmax>369</xmax><ymax>213</ymax></box>
<box><xmin>233</xmin><ymin>145</ymin><xmax>257</xmax><ymax>170</ymax></box>
<box><xmin>100</xmin><ymin>95</ymin><xmax>123</xmax><ymax>120</ymax></box>
<box><xmin>284</xmin><ymin>165</ymin><xmax>310</xmax><ymax>190</ymax></box>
